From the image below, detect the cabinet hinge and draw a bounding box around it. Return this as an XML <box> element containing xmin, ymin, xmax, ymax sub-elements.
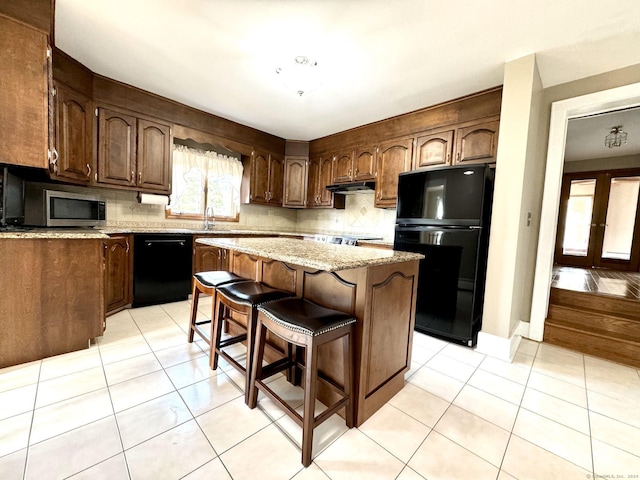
<box><xmin>46</xmin><ymin>47</ymin><xmax>51</xmax><ymax>58</ymax></box>
<box><xmin>95</xmin><ymin>108</ymin><xmax>99</xmax><ymax>117</ymax></box>
<box><xmin>52</xmin><ymin>86</ymin><xmax>57</xmax><ymax>96</ymax></box>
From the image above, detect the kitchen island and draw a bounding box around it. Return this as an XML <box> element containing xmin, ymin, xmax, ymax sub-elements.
<box><xmin>196</xmin><ymin>236</ymin><xmax>423</xmax><ymax>426</ymax></box>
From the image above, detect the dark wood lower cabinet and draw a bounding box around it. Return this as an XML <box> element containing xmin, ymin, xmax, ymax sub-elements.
<box><xmin>104</xmin><ymin>234</ymin><xmax>133</xmax><ymax>316</ymax></box>
<box><xmin>0</xmin><ymin>238</ymin><xmax>105</xmax><ymax>368</ymax></box>
<box><xmin>225</xmin><ymin>250</ymin><xmax>419</xmax><ymax>426</ymax></box>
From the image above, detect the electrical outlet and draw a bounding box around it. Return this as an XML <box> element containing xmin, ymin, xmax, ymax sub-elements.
<box><xmin>268</xmin><ymin>210</ymin><xmax>275</xmax><ymax>217</ymax></box>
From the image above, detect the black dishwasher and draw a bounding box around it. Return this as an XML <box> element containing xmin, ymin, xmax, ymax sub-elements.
<box><xmin>132</xmin><ymin>234</ymin><xmax>193</xmax><ymax>307</ymax></box>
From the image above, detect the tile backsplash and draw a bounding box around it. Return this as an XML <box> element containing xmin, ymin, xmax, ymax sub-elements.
<box><xmin>25</xmin><ymin>182</ymin><xmax>396</xmax><ymax>240</ymax></box>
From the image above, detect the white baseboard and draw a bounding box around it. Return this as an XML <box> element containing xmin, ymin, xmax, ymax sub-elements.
<box><xmin>475</xmin><ymin>321</ymin><xmax>529</xmax><ymax>362</ymax></box>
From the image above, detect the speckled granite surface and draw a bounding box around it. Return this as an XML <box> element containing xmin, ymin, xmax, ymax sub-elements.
<box><xmin>196</xmin><ymin>237</ymin><xmax>421</xmax><ymax>271</ymax></box>
<box><xmin>0</xmin><ymin>229</ymin><xmax>109</xmax><ymax>239</ymax></box>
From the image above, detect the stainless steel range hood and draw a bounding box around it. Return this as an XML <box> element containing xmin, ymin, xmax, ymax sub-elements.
<box><xmin>325</xmin><ymin>181</ymin><xmax>375</xmax><ymax>194</ymax></box>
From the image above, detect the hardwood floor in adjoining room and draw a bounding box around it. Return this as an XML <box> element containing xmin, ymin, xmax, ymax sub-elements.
<box><xmin>551</xmin><ymin>265</ymin><xmax>640</xmax><ymax>301</ymax></box>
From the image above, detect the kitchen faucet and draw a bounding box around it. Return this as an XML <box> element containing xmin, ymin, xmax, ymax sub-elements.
<box><xmin>204</xmin><ymin>206</ymin><xmax>215</xmax><ymax>230</ymax></box>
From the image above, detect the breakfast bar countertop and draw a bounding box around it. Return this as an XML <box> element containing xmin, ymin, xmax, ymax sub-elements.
<box><xmin>196</xmin><ymin>236</ymin><xmax>422</xmax><ymax>272</ymax></box>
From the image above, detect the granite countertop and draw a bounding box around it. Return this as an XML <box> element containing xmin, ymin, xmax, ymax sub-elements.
<box><xmin>0</xmin><ymin>229</ymin><xmax>109</xmax><ymax>239</ymax></box>
<box><xmin>196</xmin><ymin>236</ymin><xmax>422</xmax><ymax>271</ymax></box>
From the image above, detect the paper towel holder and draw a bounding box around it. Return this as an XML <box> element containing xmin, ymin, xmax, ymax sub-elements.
<box><xmin>137</xmin><ymin>192</ymin><xmax>170</xmax><ymax>206</ymax></box>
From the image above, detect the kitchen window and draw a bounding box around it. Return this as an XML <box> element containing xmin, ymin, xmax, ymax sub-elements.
<box><xmin>167</xmin><ymin>144</ymin><xmax>243</xmax><ymax>221</ymax></box>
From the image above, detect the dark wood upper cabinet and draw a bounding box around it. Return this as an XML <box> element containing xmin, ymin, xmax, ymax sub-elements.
<box><xmin>97</xmin><ymin>106</ymin><xmax>172</xmax><ymax>192</ymax></box>
<box><xmin>0</xmin><ymin>16</ymin><xmax>49</xmax><ymax>169</ymax></box>
<box><xmin>51</xmin><ymin>81</ymin><xmax>93</xmax><ymax>183</ymax></box>
<box><xmin>353</xmin><ymin>147</ymin><xmax>376</xmax><ymax>181</ymax></box>
<box><xmin>332</xmin><ymin>150</ymin><xmax>354</xmax><ymax>184</ymax></box>
<box><xmin>374</xmin><ymin>138</ymin><xmax>414</xmax><ymax>208</ymax></box>
<box><xmin>413</xmin><ymin>129</ymin><xmax>454</xmax><ymax>169</ymax></box>
<box><xmin>246</xmin><ymin>150</ymin><xmax>284</xmax><ymax>205</ymax></box>
<box><xmin>454</xmin><ymin>117</ymin><xmax>500</xmax><ymax>165</ymax></box>
<box><xmin>97</xmin><ymin>107</ymin><xmax>137</xmax><ymax>187</ymax></box>
<box><xmin>137</xmin><ymin>119</ymin><xmax>171</xmax><ymax>191</ymax></box>
<box><xmin>306</xmin><ymin>157</ymin><xmax>320</xmax><ymax>207</ymax></box>
<box><xmin>283</xmin><ymin>156</ymin><xmax>308</xmax><ymax>208</ymax></box>
<box><xmin>318</xmin><ymin>156</ymin><xmax>335</xmax><ymax>206</ymax></box>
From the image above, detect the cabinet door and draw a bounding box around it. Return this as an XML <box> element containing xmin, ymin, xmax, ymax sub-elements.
<box><xmin>194</xmin><ymin>245</ymin><xmax>222</xmax><ymax>273</ymax></box>
<box><xmin>104</xmin><ymin>235</ymin><xmax>132</xmax><ymax>315</ymax></box>
<box><xmin>414</xmin><ymin>129</ymin><xmax>454</xmax><ymax>169</ymax></box>
<box><xmin>52</xmin><ymin>82</ymin><xmax>92</xmax><ymax>183</ymax></box>
<box><xmin>306</xmin><ymin>157</ymin><xmax>320</xmax><ymax>207</ymax></box>
<box><xmin>374</xmin><ymin>138</ymin><xmax>413</xmax><ymax>208</ymax></box>
<box><xmin>318</xmin><ymin>156</ymin><xmax>335</xmax><ymax>207</ymax></box>
<box><xmin>97</xmin><ymin>107</ymin><xmax>137</xmax><ymax>187</ymax></box>
<box><xmin>332</xmin><ymin>150</ymin><xmax>354</xmax><ymax>183</ymax></box>
<box><xmin>250</xmin><ymin>150</ymin><xmax>270</xmax><ymax>204</ymax></box>
<box><xmin>137</xmin><ymin>118</ymin><xmax>171</xmax><ymax>192</ymax></box>
<box><xmin>268</xmin><ymin>153</ymin><xmax>284</xmax><ymax>205</ymax></box>
<box><xmin>0</xmin><ymin>16</ymin><xmax>48</xmax><ymax>168</ymax></box>
<box><xmin>454</xmin><ymin>119</ymin><xmax>499</xmax><ymax>165</ymax></box>
<box><xmin>353</xmin><ymin>147</ymin><xmax>376</xmax><ymax>181</ymax></box>
<box><xmin>283</xmin><ymin>156</ymin><xmax>308</xmax><ymax>207</ymax></box>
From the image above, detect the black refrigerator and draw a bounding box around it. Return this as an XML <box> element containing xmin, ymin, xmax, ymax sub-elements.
<box><xmin>394</xmin><ymin>164</ymin><xmax>494</xmax><ymax>347</ymax></box>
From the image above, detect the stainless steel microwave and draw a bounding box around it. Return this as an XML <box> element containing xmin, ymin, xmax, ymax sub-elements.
<box><xmin>24</xmin><ymin>188</ymin><xmax>106</xmax><ymax>227</ymax></box>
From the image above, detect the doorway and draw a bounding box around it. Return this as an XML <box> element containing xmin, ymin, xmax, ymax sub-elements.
<box><xmin>555</xmin><ymin>170</ymin><xmax>640</xmax><ymax>271</ymax></box>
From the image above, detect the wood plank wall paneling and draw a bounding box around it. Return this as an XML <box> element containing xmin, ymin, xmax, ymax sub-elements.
<box><xmin>310</xmin><ymin>87</ymin><xmax>502</xmax><ymax>156</ymax></box>
<box><xmin>0</xmin><ymin>0</ymin><xmax>53</xmax><ymax>34</ymax></box>
<box><xmin>52</xmin><ymin>48</ymin><xmax>94</xmax><ymax>98</ymax></box>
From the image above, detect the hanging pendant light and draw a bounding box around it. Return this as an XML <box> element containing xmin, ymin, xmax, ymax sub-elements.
<box><xmin>604</xmin><ymin>125</ymin><xmax>628</xmax><ymax>148</ymax></box>
<box><xmin>276</xmin><ymin>56</ymin><xmax>322</xmax><ymax>97</ymax></box>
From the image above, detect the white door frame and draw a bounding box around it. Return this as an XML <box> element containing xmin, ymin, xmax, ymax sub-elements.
<box><xmin>529</xmin><ymin>82</ymin><xmax>640</xmax><ymax>341</ymax></box>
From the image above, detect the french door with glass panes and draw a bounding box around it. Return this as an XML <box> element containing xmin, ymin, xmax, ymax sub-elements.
<box><xmin>555</xmin><ymin>170</ymin><xmax>640</xmax><ymax>271</ymax></box>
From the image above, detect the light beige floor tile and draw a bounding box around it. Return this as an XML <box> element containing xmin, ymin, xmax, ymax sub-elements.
<box><xmin>99</xmin><ymin>336</ymin><xmax>152</xmax><ymax>365</ymax></box>
<box><xmin>408</xmin><ymin>366</ymin><xmax>465</xmax><ymax>402</ymax></box>
<box><xmin>0</xmin><ymin>448</ymin><xmax>26</xmax><ymax>480</ymax></box>
<box><xmin>358</xmin><ymin>403</ymin><xmax>430</xmax><ymax>462</ymax></box>
<box><xmin>408</xmin><ymin>431</ymin><xmax>498</xmax><ymax>480</ymax></box>
<box><xmin>116</xmin><ymin>391</ymin><xmax>193</xmax><ymax>449</ymax></box>
<box><xmin>396</xmin><ymin>466</ymin><xmax>426</xmax><ymax>480</ymax></box>
<box><xmin>440</xmin><ymin>343</ymin><xmax>486</xmax><ymax>367</ymax></box>
<box><xmin>434</xmin><ymin>405</ymin><xmax>510</xmax><ymax>467</ymax></box>
<box><xmin>35</xmin><ymin>366</ymin><xmax>106</xmax><ymax>408</ymax></box>
<box><xmin>426</xmin><ymin>354</ymin><xmax>476</xmax><ymax>383</ymax></box>
<box><xmin>0</xmin><ymin>412</ymin><xmax>32</xmax><ymax>456</ymax></box>
<box><xmin>290</xmin><ymin>463</ymin><xmax>331</xmax><ymax>479</ymax></box>
<box><xmin>513</xmin><ymin>408</ymin><xmax>592</xmax><ymax>470</ymax></box>
<box><xmin>521</xmin><ymin>388</ymin><xmax>590</xmax><ymax>434</ymax></box>
<box><xmin>182</xmin><ymin>458</ymin><xmax>232</xmax><ymax>480</ymax></box>
<box><xmin>411</xmin><ymin>345</ymin><xmax>438</xmax><ymax>365</ymax></box>
<box><xmin>221</xmin><ymin>423</ymin><xmax>307</xmax><ymax>480</ymax></box>
<box><xmin>516</xmin><ymin>338</ymin><xmax>539</xmax><ymax>357</ymax></box>
<box><xmin>584</xmin><ymin>355</ymin><xmax>640</xmax><ymax>393</ymax></box>
<box><xmin>67</xmin><ymin>453</ymin><xmax>129</xmax><ymax>480</ymax></box>
<box><xmin>142</xmin><ymin>329</ymin><xmax>187</xmax><ymax>351</ymax></box>
<box><xmin>178</xmin><ymin>373</ymin><xmax>244</xmax><ymax>417</ymax></box>
<box><xmin>125</xmin><ymin>419</ymin><xmax>216</xmax><ymax>480</ymax></box>
<box><xmin>501</xmin><ymin>435</ymin><xmax>591</xmax><ymax>480</ymax></box>
<box><xmin>467</xmin><ymin>369</ymin><xmax>525</xmax><ymax>405</ymax></box>
<box><xmin>197</xmin><ymin>396</ymin><xmax>272</xmax><ymax>454</ymax></box>
<box><xmin>497</xmin><ymin>471</ymin><xmax>518</xmax><ymax>480</ymax></box>
<box><xmin>25</xmin><ymin>416</ymin><xmax>122</xmax><ymax>480</ymax></box>
<box><xmin>0</xmin><ymin>361</ymin><xmax>41</xmax><ymax>393</ymax></box>
<box><xmin>536</xmin><ymin>342</ymin><xmax>584</xmax><ymax>362</ymax></box>
<box><xmin>256</xmin><ymin>376</ymin><xmax>305</xmax><ymax>421</ymax></box>
<box><xmin>108</xmin><ymin>370</ymin><xmax>175</xmax><ymax>413</ymax></box>
<box><xmin>588</xmin><ymin>389</ymin><xmax>640</xmax><ymax>429</ymax></box>
<box><xmin>0</xmin><ymin>383</ymin><xmax>37</xmax><ymax>420</ymax></box>
<box><xmin>590</xmin><ymin>411</ymin><xmax>640</xmax><ymax>455</ymax></box>
<box><xmin>136</xmin><ymin>317</ymin><xmax>178</xmax><ymax>334</ymax></box>
<box><xmin>129</xmin><ymin>304</ymin><xmax>165</xmax><ymax>319</ymax></box>
<box><xmin>412</xmin><ymin>332</ymin><xmax>448</xmax><ymax>352</ymax></box>
<box><xmin>389</xmin><ymin>382</ymin><xmax>450</xmax><ymax>428</ymax></box>
<box><xmin>39</xmin><ymin>347</ymin><xmax>102</xmax><ymax>381</ymax></box>
<box><xmin>526</xmin><ymin>371</ymin><xmax>587</xmax><ymax>408</ymax></box>
<box><xmin>405</xmin><ymin>360</ymin><xmax>422</xmax><ymax>380</ymax></box>
<box><xmin>512</xmin><ymin>350</ymin><xmax>535</xmax><ymax>368</ymax></box>
<box><xmin>30</xmin><ymin>388</ymin><xmax>113</xmax><ymax>445</ymax></box>
<box><xmin>452</xmin><ymin>384</ymin><xmax>519</xmax><ymax>431</ymax></box>
<box><xmin>165</xmin><ymin>355</ymin><xmax>218</xmax><ymax>389</ymax></box>
<box><xmin>314</xmin><ymin>428</ymin><xmax>405</xmax><ymax>480</ymax></box>
<box><xmin>479</xmin><ymin>356</ymin><xmax>530</xmax><ymax>385</ymax></box>
<box><xmin>103</xmin><ymin>352</ymin><xmax>162</xmax><ymax>386</ymax></box>
<box><xmin>532</xmin><ymin>356</ymin><xmax>585</xmax><ymax>388</ymax></box>
<box><xmin>154</xmin><ymin>342</ymin><xmax>206</xmax><ymax>368</ymax></box>
<box><xmin>592</xmin><ymin>439</ymin><xmax>640</xmax><ymax>477</ymax></box>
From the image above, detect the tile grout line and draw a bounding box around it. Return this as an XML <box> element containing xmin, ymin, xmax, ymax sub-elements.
<box><xmin>21</xmin><ymin>360</ymin><xmax>43</xmax><ymax>480</ymax></box>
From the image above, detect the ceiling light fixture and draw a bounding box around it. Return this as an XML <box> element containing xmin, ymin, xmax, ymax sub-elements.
<box><xmin>275</xmin><ymin>56</ymin><xmax>322</xmax><ymax>97</ymax></box>
<box><xmin>604</xmin><ymin>125</ymin><xmax>628</xmax><ymax>148</ymax></box>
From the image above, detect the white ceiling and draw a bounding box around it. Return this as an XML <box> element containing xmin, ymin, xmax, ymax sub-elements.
<box><xmin>55</xmin><ymin>0</ymin><xmax>640</xmax><ymax>141</ymax></box>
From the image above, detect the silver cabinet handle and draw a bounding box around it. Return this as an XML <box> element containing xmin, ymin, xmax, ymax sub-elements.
<box><xmin>86</xmin><ymin>163</ymin><xmax>91</xmax><ymax>178</ymax></box>
<box><xmin>125</xmin><ymin>240</ymin><xmax>130</xmax><ymax>253</ymax></box>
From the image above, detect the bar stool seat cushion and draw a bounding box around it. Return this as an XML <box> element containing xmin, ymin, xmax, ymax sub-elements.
<box><xmin>258</xmin><ymin>298</ymin><xmax>356</xmax><ymax>337</ymax></box>
<box><xmin>216</xmin><ymin>281</ymin><xmax>294</xmax><ymax>307</ymax></box>
<box><xmin>194</xmin><ymin>271</ymin><xmax>248</xmax><ymax>289</ymax></box>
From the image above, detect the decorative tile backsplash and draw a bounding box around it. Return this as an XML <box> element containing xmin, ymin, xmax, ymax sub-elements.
<box><xmin>26</xmin><ymin>182</ymin><xmax>396</xmax><ymax>240</ymax></box>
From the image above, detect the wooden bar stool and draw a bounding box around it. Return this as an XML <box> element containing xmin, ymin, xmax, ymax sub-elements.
<box><xmin>188</xmin><ymin>271</ymin><xmax>249</xmax><ymax>345</ymax></box>
<box><xmin>212</xmin><ymin>282</ymin><xmax>294</xmax><ymax>403</ymax></box>
<box><xmin>248</xmin><ymin>297</ymin><xmax>356</xmax><ymax>467</ymax></box>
